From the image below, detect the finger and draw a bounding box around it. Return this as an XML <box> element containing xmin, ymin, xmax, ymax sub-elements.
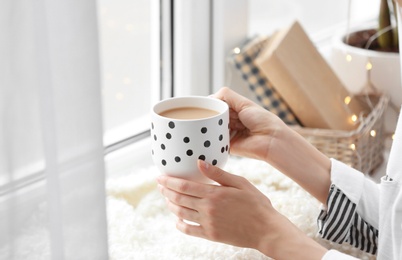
<box><xmin>211</xmin><ymin>87</ymin><xmax>255</xmax><ymax>114</ymax></box>
<box><xmin>157</xmin><ymin>175</ymin><xmax>214</xmax><ymax>198</ymax></box>
<box><xmin>176</xmin><ymin>218</ymin><xmax>205</xmax><ymax>239</ymax></box>
<box><xmin>197</xmin><ymin>160</ymin><xmax>250</xmax><ymax>189</ymax></box>
<box><xmin>159</xmin><ymin>183</ymin><xmax>200</xmax><ymax>210</ymax></box>
<box><xmin>229</xmin><ymin>108</ymin><xmax>239</xmax><ymax>119</ymax></box>
<box><xmin>165</xmin><ymin>199</ymin><xmax>200</xmax><ymax>224</ymax></box>
<box><xmin>229</xmin><ymin>109</ymin><xmax>245</xmax><ymax>128</ymax></box>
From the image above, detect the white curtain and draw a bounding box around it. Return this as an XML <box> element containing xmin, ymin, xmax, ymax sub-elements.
<box><xmin>0</xmin><ymin>1</ymin><xmax>109</xmax><ymax>259</ymax></box>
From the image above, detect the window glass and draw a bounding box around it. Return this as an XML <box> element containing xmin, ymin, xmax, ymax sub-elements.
<box><xmin>98</xmin><ymin>0</ymin><xmax>158</xmax><ymax>146</ymax></box>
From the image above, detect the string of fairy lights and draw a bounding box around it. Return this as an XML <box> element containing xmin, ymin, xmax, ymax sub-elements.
<box><xmin>343</xmin><ymin>23</ymin><xmax>397</xmax><ymax>142</ymax></box>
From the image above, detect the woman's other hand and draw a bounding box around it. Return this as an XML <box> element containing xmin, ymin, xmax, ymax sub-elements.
<box><xmin>157</xmin><ymin>160</ymin><xmax>327</xmax><ymax>259</ymax></box>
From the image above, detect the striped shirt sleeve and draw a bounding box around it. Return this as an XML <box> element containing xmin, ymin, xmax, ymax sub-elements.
<box><xmin>317</xmin><ymin>184</ymin><xmax>379</xmax><ymax>255</ymax></box>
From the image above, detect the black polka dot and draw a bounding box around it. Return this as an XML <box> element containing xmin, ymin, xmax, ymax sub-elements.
<box><xmin>168</xmin><ymin>121</ymin><xmax>175</xmax><ymax>129</ymax></box>
<box><xmin>201</xmin><ymin>127</ymin><xmax>207</xmax><ymax>134</ymax></box>
<box><xmin>175</xmin><ymin>156</ymin><xmax>181</xmax><ymax>162</ymax></box>
<box><xmin>154</xmin><ymin>135</ymin><xmax>157</xmax><ymax>141</ymax></box>
<box><xmin>183</xmin><ymin>137</ymin><xmax>190</xmax><ymax>143</ymax></box>
<box><xmin>152</xmin><ymin>150</ymin><xmax>154</xmax><ymax>155</ymax></box>
<box><xmin>219</xmin><ymin>135</ymin><xmax>223</xmax><ymax>141</ymax></box>
<box><xmin>218</xmin><ymin>119</ymin><xmax>223</xmax><ymax>125</ymax></box>
<box><xmin>162</xmin><ymin>160</ymin><xmax>166</xmax><ymax>166</ymax></box>
<box><xmin>151</xmin><ymin>122</ymin><xmax>154</xmax><ymax>129</ymax></box>
<box><xmin>161</xmin><ymin>144</ymin><xmax>166</xmax><ymax>150</ymax></box>
<box><xmin>166</xmin><ymin>133</ymin><xmax>172</xmax><ymax>139</ymax></box>
<box><xmin>212</xmin><ymin>160</ymin><xmax>217</xmax><ymax>165</ymax></box>
<box><xmin>198</xmin><ymin>155</ymin><xmax>206</xmax><ymax>161</ymax></box>
<box><xmin>221</xmin><ymin>147</ymin><xmax>225</xmax><ymax>153</ymax></box>
<box><xmin>186</xmin><ymin>150</ymin><xmax>193</xmax><ymax>156</ymax></box>
<box><xmin>204</xmin><ymin>140</ymin><xmax>211</xmax><ymax>147</ymax></box>
<box><xmin>226</xmin><ymin>145</ymin><xmax>229</xmax><ymax>151</ymax></box>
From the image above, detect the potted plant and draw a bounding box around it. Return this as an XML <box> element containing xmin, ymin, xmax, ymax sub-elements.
<box><xmin>330</xmin><ymin>0</ymin><xmax>400</xmax><ymax>133</ymax></box>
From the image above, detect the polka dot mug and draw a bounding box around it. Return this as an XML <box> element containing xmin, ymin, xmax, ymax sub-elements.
<box><xmin>151</xmin><ymin>96</ymin><xmax>230</xmax><ymax>183</ymax></box>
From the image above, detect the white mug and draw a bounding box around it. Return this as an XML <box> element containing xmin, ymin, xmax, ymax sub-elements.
<box><xmin>151</xmin><ymin>96</ymin><xmax>230</xmax><ymax>183</ymax></box>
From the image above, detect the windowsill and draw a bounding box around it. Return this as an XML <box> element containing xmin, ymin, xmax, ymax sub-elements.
<box><xmin>104</xmin><ymin>136</ymin><xmax>153</xmax><ymax>179</ymax></box>
<box><xmin>103</xmin><ymin>114</ymin><xmax>151</xmax><ymax>147</ymax></box>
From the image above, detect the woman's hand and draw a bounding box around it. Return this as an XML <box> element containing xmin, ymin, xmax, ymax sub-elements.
<box><xmin>158</xmin><ymin>160</ymin><xmax>274</xmax><ymax>249</ymax></box>
<box><xmin>211</xmin><ymin>87</ymin><xmax>286</xmax><ymax>162</ymax></box>
<box><xmin>212</xmin><ymin>87</ymin><xmax>332</xmax><ymax>204</ymax></box>
<box><xmin>157</xmin><ymin>160</ymin><xmax>327</xmax><ymax>259</ymax></box>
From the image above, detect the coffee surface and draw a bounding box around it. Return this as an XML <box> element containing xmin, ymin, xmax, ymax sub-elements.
<box><xmin>159</xmin><ymin>107</ymin><xmax>219</xmax><ymax>119</ymax></box>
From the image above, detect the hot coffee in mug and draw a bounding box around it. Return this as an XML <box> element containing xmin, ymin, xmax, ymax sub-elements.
<box><xmin>151</xmin><ymin>96</ymin><xmax>230</xmax><ymax>183</ymax></box>
<box><xmin>159</xmin><ymin>107</ymin><xmax>220</xmax><ymax>120</ymax></box>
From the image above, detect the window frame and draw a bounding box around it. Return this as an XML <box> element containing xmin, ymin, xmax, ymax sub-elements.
<box><xmin>105</xmin><ymin>0</ymin><xmax>249</xmax><ymax>154</ymax></box>
<box><xmin>104</xmin><ymin>0</ymin><xmax>249</xmax><ymax>177</ymax></box>
<box><xmin>103</xmin><ymin>0</ymin><xmax>163</xmax><ymax>152</ymax></box>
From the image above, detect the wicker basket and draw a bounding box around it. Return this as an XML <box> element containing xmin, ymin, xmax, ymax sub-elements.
<box><xmin>292</xmin><ymin>94</ymin><xmax>389</xmax><ymax>174</ymax></box>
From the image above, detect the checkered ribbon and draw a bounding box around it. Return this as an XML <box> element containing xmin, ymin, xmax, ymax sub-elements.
<box><xmin>230</xmin><ymin>36</ymin><xmax>299</xmax><ymax>125</ymax></box>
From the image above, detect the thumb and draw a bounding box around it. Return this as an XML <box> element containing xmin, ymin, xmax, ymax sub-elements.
<box><xmin>197</xmin><ymin>160</ymin><xmax>248</xmax><ymax>189</ymax></box>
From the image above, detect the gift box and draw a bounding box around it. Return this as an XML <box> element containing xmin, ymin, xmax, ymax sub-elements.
<box><xmin>255</xmin><ymin>21</ymin><xmax>365</xmax><ymax>131</ymax></box>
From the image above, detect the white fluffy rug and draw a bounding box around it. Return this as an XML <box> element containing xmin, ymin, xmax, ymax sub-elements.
<box><xmin>0</xmin><ymin>157</ymin><xmax>375</xmax><ymax>259</ymax></box>
<box><xmin>106</xmin><ymin>157</ymin><xmax>375</xmax><ymax>260</ymax></box>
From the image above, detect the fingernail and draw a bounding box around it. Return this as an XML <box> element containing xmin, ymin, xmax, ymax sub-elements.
<box><xmin>230</xmin><ymin>130</ymin><xmax>237</xmax><ymax>140</ymax></box>
<box><xmin>156</xmin><ymin>175</ymin><xmax>164</xmax><ymax>184</ymax></box>
<box><xmin>198</xmin><ymin>159</ymin><xmax>210</xmax><ymax>171</ymax></box>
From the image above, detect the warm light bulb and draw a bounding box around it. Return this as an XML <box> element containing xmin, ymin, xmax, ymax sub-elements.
<box><xmin>105</xmin><ymin>73</ymin><xmax>113</xmax><ymax>80</ymax></box>
<box><xmin>346</xmin><ymin>54</ymin><xmax>352</xmax><ymax>62</ymax></box>
<box><xmin>123</xmin><ymin>77</ymin><xmax>131</xmax><ymax>85</ymax></box>
<box><xmin>101</xmin><ymin>7</ymin><xmax>108</xmax><ymax>16</ymax></box>
<box><xmin>107</xmin><ymin>20</ymin><xmax>116</xmax><ymax>28</ymax></box>
<box><xmin>344</xmin><ymin>96</ymin><xmax>351</xmax><ymax>105</ymax></box>
<box><xmin>115</xmin><ymin>92</ymin><xmax>124</xmax><ymax>100</ymax></box>
<box><xmin>366</xmin><ymin>61</ymin><xmax>373</xmax><ymax>71</ymax></box>
<box><xmin>370</xmin><ymin>130</ymin><xmax>376</xmax><ymax>137</ymax></box>
<box><xmin>233</xmin><ymin>47</ymin><xmax>241</xmax><ymax>54</ymax></box>
<box><xmin>126</xmin><ymin>24</ymin><xmax>134</xmax><ymax>32</ymax></box>
<box><xmin>351</xmin><ymin>114</ymin><xmax>358</xmax><ymax>122</ymax></box>
<box><xmin>350</xmin><ymin>143</ymin><xmax>356</xmax><ymax>150</ymax></box>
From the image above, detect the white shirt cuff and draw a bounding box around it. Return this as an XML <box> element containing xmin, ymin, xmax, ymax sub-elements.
<box><xmin>329</xmin><ymin>158</ymin><xmax>380</xmax><ymax>229</ymax></box>
<box><xmin>329</xmin><ymin>158</ymin><xmax>365</xmax><ymax>204</ymax></box>
<box><xmin>322</xmin><ymin>250</ymin><xmax>359</xmax><ymax>260</ymax></box>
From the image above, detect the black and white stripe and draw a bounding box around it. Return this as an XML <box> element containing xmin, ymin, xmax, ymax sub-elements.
<box><xmin>317</xmin><ymin>185</ymin><xmax>378</xmax><ymax>255</ymax></box>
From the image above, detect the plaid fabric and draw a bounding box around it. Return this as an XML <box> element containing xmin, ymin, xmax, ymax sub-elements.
<box><xmin>230</xmin><ymin>36</ymin><xmax>299</xmax><ymax>125</ymax></box>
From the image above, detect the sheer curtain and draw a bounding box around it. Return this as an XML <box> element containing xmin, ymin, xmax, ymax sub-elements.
<box><xmin>0</xmin><ymin>1</ymin><xmax>108</xmax><ymax>259</ymax></box>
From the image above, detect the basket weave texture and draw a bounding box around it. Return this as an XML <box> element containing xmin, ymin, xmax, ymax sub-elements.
<box><xmin>292</xmin><ymin>95</ymin><xmax>389</xmax><ymax>174</ymax></box>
